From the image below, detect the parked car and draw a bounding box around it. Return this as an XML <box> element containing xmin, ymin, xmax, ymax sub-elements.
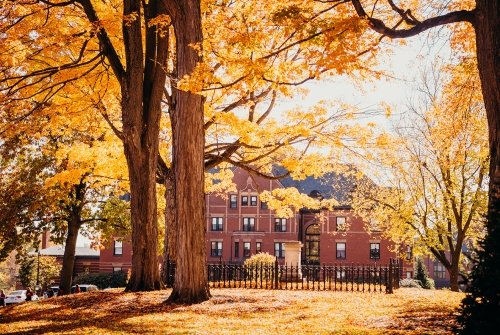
<box><xmin>70</xmin><ymin>284</ymin><xmax>98</xmax><ymax>293</ymax></box>
<box><xmin>43</xmin><ymin>286</ymin><xmax>59</xmax><ymax>298</ymax></box>
<box><xmin>5</xmin><ymin>290</ymin><xmax>39</xmax><ymax>304</ymax></box>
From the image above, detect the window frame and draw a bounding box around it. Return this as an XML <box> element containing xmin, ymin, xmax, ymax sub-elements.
<box><xmin>274</xmin><ymin>218</ymin><xmax>287</xmax><ymax>232</ymax></box>
<box><xmin>274</xmin><ymin>242</ymin><xmax>285</xmax><ymax>259</ymax></box>
<box><xmin>211</xmin><ymin>217</ymin><xmax>223</xmax><ymax>231</ymax></box>
<box><xmin>113</xmin><ymin>240</ymin><xmax>123</xmax><ymax>256</ymax></box>
<box><xmin>113</xmin><ymin>267</ymin><xmax>122</xmax><ymax>273</ymax></box>
<box><xmin>336</xmin><ymin>216</ymin><xmax>347</xmax><ymax>231</ymax></box>
<box><xmin>241</xmin><ymin>195</ymin><xmax>249</xmax><ymax>206</ymax></box>
<box><xmin>210</xmin><ymin>241</ymin><xmax>223</xmax><ymax>257</ymax></box>
<box><xmin>405</xmin><ymin>246</ymin><xmax>413</xmax><ymax>260</ymax></box>
<box><xmin>261</xmin><ymin>201</ymin><xmax>268</xmax><ymax>209</ymax></box>
<box><xmin>434</xmin><ymin>262</ymin><xmax>446</xmax><ymax>279</ymax></box>
<box><xmin>370</xmin><ymin>243</ymin><xmax>380</xmax><ymax>260</ymax></box>
<box><xmin>256</xmin><ymin>242</ymin><xmax>262</xmax><ymax>253</ymax></box>
<box><xmin>243</xmin><ymin>242</ymin><xmax>251</xmax><ymax>257</ymax></box>
<box><xmin>234</xmin><ymin>241</ymin><xmax>239</xmax><ymax>258</ymax></box>
<box><xmin>242</xmin><ymin>217</ymin><xmax>255</xmax><ymax>231</ymax></box>
<box><xmin>336</xmin><ymin>242</ymin><xmax>346</xmax><ymax>259</ymax></box>
<box><xmin>229</xmin><ymin>194</ymin><xmax>238</xmax><ymax>208</ymax></box>
<box><xmin>250</xmin><ymin>195</ymin><xmax>258</xmax><ymax>206</ymax></box>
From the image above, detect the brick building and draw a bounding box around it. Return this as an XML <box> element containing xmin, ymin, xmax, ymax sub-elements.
<box><xmin>103</xmin><ymin>167</ymin><xmax>413</xmax><ymax>277</ymax></box>
<box><xmin>38</xmin><ymin>245</ymin><xmax>100</xmax><ymax>284</ymax></box>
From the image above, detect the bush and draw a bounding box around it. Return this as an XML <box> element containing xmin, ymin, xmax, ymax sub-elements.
<box><xmin>244</xmin><ymin>252</ymin><xmax>276</xmax><ymax>267</ymax></box>
<box><xmin>424</xmin><ymin>277</ymin><xmax>435</xmax><ymax>290</ymax></box>
<box><xmin>414</xmin><ymin>258</ymin><xmax>434</xmax><ymax>290</ymax></box>
<box><xmin>244</xmin><ymin>253</ymin><xmax>277</xmax><ymax>281</ymax></box>
<box><xmin>73</xmin><ymin>272</ymin><xmax>128</xmax><ymax>289</ymax></box>
<box><xmin>399</xmin><ymin>278</ymin><xmax>422</xmax><ymax>288</ymax></box>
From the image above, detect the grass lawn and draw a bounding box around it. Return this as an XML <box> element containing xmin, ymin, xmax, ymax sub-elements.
<box><xmin>0</xmin><ymin>287</ymin><xmax>463</xmax><ymax>335</ymax></box>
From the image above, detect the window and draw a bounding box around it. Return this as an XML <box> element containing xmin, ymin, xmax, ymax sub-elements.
<box><xmin>274</xmin><ymin>218</ymin><xmax>287</xmax><ymax>232</ymax></box>
<box><xmin>234</xmin><ymin>242</ymin><xmax>239</xmax><ymax>258</ymax></box>
<box><xmin>243</xmin><ymin>217</ymin><xmax>255</xmax><ymax>231</ymax></box>
<box><xmin>406</xmin><ymin>271</ymin><xmax>412</xmax><ymax>279</ymax></box>
<box><xmin>405</xmin><ymin>245</ymin><xmax>413</xmax><ymax>261</ymax></box>
<box><xmin>250</xmin><ymin>195</ymin><xmax>258</xmax><ymax>206</ymax></box>
<box><xmin>305</xmin><ymin>224</ymin><xmax>320</xmax><ymax>264</ymax></box>
<box><xmin>261</xmin><ymin>201</ymin><xmax>268</xmax><ymax>209</ymax></box>
<box><xmin>241</xmin><ymin>195</ymin><xmax>249</xmax><ymax>206</ymax></box>
<box><xmin>211</xmin><ymin>241</ymin><xmax>223</xmax><ymax>257</ymax></box>
<box><xmin>434</xmin><ymin>262</ymin><xmax>446</xmax><ymax>279</ymax></box>
<box><xmin>336</xmin><ymin>242</ymin><xmax>346</xmax><ymax>259</ymax></box>
<box><xmin>243</xmin><ymin>242</ymin><xmax>251</xmax><ymax>257</ymax></box>
<box><xmin>256</xmin><ymin>242</ymin><xmax>262</xmax><ymax>253</ymax></box>
<box><xmin>114</xmin><ymin>240</ymin><xmax>123</xmax><ymax>255</ymax></box>
<box><xmin>113</xmin><ymin>267</ymin><xmax>122</xmax><ymax>273</ymax></box>
<box><xmin>369</xmin><ymin>218</ymin><xmax>381</xmax><ymax>232</ymax></box>
<box><xmin>229</xmin><ymin>194</ymin><xmax>238</xmax><ymax>208</ymax></box>
<box><xmin>211</xmin><ymin>217</ymin><xmax>223</xmax><ymax>231</ymax></box>
<box><xmin>370</xmin><ymin>243</ymin><xmax>380</xmax><ymax>260</ymax></box>
<box><xmin>274</xmin><ymin>242</ymin><xmax>285</xmax><ymax>259</ymax></box>
<box><xmin>336</xmin><ymin>217</ymin><xmax>346</xmax><ymax>231</ymax></box>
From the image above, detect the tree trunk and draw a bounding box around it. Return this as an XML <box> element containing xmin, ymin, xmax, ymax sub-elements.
<box><xmin>448</xmin><ymin>262</ymin><xmax>460</xmax><ymax>292</ymax></box>
<box><xmin>58</xmin><ymin>215</ymin><xmax>80</xmax><ymax>295</ymax></box>
<box><xmin>123</xmin><ymin>128</ymin><xmax>161</xmax><ymax>291</ymax></box>
<box><xmin>122</xmin><ymin>0</ymin><xmax>168</xmax><ymax>292</ymax></box>
<box><xmin>166</xmin><ymin>0</ymin><xmax>210</xmax><ymax>304</ymax></box>
<box><xmin>458</xmin><ymin>1</ymin><xmax>500</xmax><ymax>332</ymax></box>
<box><xmin>161</xmin><ymin>170</ymin><xmax>176</xmax><ymax>284</ymax></box>
<box><xmin>475</xmin><ymin>3</ymin><xmax>500</xmax><ymax>214</ymax></box>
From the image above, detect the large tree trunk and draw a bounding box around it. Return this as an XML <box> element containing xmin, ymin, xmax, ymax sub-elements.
<box><xmin>58</xmin><ymin>215</ymin><xmax>80</xmax><ymax>295</ymax></box>
<box><xmin>448</xmin><ymin>262</ymin><xmax>460</xmax><ymax>292</ymax></box>
<box><xmin>124</xmin><ymin>141</ymin><xmax>161</xmax><ymax>291</ymax></box>
<box><xmin>166</xmin><ymin>0</ymin><xmax>210</xmax><ymax>304</ymax></box>
<box><xmin>458</xmin><ymin>1</ymin><xmax>500</xmax><ymax>332</ymax></box>
<box><xmin>122</xmin><ymin>0</ymin><xmax>168</xmax><ymax>292</ymax></box>
<box><xmin>161</xmin><ymin>170</ymin><xmax>176</xmax><ymax>284</ymax></box>
<box><xmin>475</xmin><ymin>2</ymin><xmax>500</xmax><ymax>207</ymax></box>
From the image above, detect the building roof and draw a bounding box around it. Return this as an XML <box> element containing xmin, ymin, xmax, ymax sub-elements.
<box><xmin>273</xmin><ymin>166</ymin><xmax>363</xmax><ymax>205</ymax></box>
<box><xmin>38</xmin><ymin>245</ymin><xmax>100</xmax><ymax>257</ymax></box>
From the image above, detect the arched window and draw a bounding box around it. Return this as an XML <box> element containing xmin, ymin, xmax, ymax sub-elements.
<box><xmin>305</xmin><ymin>224</ymin><xmax>320</xmax><ymax>264</ymax></box>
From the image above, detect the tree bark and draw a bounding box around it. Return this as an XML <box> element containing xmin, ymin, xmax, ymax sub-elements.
<box><xmin>161</xmin><ymin>170</ymin><xmax>176</xmax><ymax>284</ymax></box>
<box><xmin>58</xmin><ymin>214</ymin><xmax>81</xmax><ymax>295</ymax></box>
<box><xmin>166</xmin><ymin>0</ymin><xmax>210</xmax><ymax>304</ymax></box>
<box><xmin>449</xmin><ymin>263</ymin><xmax>460</xmax><ymax>292</ymax></box>
<box><xmin>458</xmin><ymin>1</ymin><xmax>500</xmax><ymax>332</ymax></box>
<box><xmin>122</xmin><ymin>0</ymin><xmax>168</xmax><ymax>291</ymax></box>
<box><xmin>475</xmin><ymin>2</ymin><xmax>500</xmax><ymax>210</ymax></box>
<box><xmin>124</xmin><ymin>141</ymin><xmax>161</xmax><ymax>291</ymax></box>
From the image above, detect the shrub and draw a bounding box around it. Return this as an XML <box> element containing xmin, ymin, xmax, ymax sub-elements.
<box><xmin>244</xmin><ymin>253</ymin><xmax>277</xmax><ymax>281</ymax></box>
<box><xmin>399</xmin><ymin>278</ymin><xmax>422</xmax><ymax>288</ymax></box>
<box><xmin>73</xmin><ymin>272</ymin><xmax>128</xmax><ymax>289</ymax></box>
<box><xmin>244</xmin><ymin>252</ymin><xmax>276</xmax><ymax>267</ymax></box>
<box><xmin>414</xmin><ymin>258</ymin><xmax>434</xmax><ymax>289</ymax></box>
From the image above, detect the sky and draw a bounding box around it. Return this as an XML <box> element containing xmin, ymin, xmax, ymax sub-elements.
<box><xmin>277</xmin><ymin>32</ymin><xmax>452</xmax><ymax>130</ymax></box>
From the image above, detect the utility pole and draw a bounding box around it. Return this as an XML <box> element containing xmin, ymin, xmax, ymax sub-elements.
<box><xmin>36</xmin><ymin>250</ymin><xmax>40</xmax><ymax>287</ymax></box>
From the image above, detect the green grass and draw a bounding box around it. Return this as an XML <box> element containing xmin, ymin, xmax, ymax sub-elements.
<box><xmin>0</xmin><ymin>287</ymin><xmax>464</xmax><ymax>334</ymax></box>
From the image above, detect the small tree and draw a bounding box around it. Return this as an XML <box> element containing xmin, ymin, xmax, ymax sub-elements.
<box><xmin>18</xmin><ymin>255</ymin><xmax>61</xmax><ymax>290</ymax></box>
<box><xmin>414</xmin><ymin>258</ymin><xmax>434</xmax><ymax>290</ymax></box>
<box><xmin>0</xmin><ymin>272</ymin><xmax>14</xmax><ymax>291</ymax></box>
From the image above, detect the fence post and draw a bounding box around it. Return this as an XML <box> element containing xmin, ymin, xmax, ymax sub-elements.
<box><xmin>274</xmin><ymin>257</ymin><xmax>279</xmax><ymax>289</ymax></box>
<box><xmin>387</xmin><ymin>259</ymin><xmax>394</xmax><ymax>294</ymax></box>
<box><xmin>395</xmin><ymin>259</ymin><xmax>400</xmax><ymax>289</ymax></box>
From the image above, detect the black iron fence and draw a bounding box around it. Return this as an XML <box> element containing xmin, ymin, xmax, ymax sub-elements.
<box><xmin>165</xmin><ymin>258</ymin><xmax>401</xmax><ymax>294</ymax></box>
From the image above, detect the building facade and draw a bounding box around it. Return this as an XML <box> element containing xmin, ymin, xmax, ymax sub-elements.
<box><xmin>204</xmin><ymin>167</ymin><xmax>409</xmax><ymax>271</ymax></box>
